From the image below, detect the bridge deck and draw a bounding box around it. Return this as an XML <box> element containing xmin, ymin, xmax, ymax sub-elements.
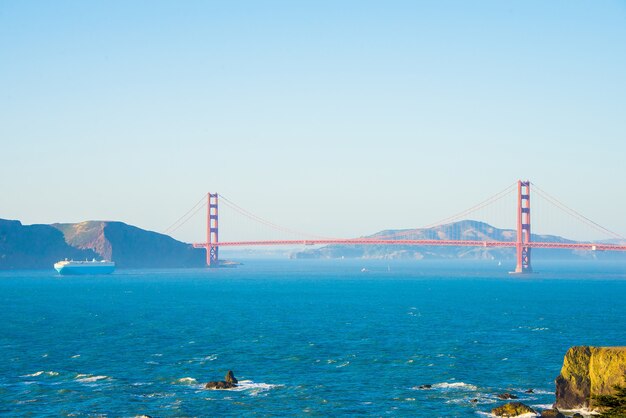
<box><xmin>193</xmin><ymin>240</ymin><xmax>626</xmax><ymax>251</ymax></box>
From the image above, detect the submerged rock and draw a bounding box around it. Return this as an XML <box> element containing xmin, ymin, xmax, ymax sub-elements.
<box><xmin>491</xmin><ymin>402</ymin><xmax>536</xmax><ymax>417</ymax></box>
<box><xmin>554</xmin><ymin>346</ymin><xmax>626</xmax><ymax>410</ymax></box>
<box><xmin>416</xmin><ymin>384</ymin><xmax>432</xmax><ymax>390</ymax></box>
<box><xmin>497</xmin><ymin>392</ymin><xmax>519</xmax><ymax>400</ymax></box>
<box><xmin>205</xmin><ymin>370</ymin><xmax>239</xmax><ymax>390</ymax></box>
<box><xmin>525</xmin><ymin>389</ymin><xmax>534</xmax><ymax>394</ymax></box>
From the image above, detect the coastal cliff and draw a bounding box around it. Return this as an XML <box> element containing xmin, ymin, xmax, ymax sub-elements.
<box><xmin>52</xmin><ymin>221</ymin><xmax>205</xmax><ymax>268</ymax></box>
<box><xmin>0</xmin><ymin>219</ymin><xmax>96</xmax><ymax>269</ymax></box>
<box><xmin>555</xmin><ymin>346</ymin><xmax>626</xmax><ymax>411</ymax></box>
<box><xmin>0</xmin><ymin>218</ymin><xmax>205</xmax><ymax>269</ymax></box>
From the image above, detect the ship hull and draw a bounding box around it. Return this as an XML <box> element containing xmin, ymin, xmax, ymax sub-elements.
<box><xmin>54</xmin><ymin>261</ymin><xmax>115</xmax><ymax>275</ymax></box>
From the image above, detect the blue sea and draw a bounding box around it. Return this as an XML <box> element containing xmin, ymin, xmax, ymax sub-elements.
<box><xmin>1</xmin><ymin>259</ymin><xmax>625</xmax><ymax>417</ymax></box>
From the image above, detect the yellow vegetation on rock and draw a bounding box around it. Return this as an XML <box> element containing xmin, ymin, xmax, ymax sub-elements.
<box><xmin>555</xmin><ymin>346</ymin><xmax>626</xmax><ymax>410</ymax></box>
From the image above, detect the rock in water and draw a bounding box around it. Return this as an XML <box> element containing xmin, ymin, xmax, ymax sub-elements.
<box><xmin>225</xmin><ymin>370</ymin><xmax>238</xmax><ymax>384</ymax></box>
<box><xmin>497</xmin><ymin>393</ymin><xmax>518</xmax><ymax>400</ymax></box>
<box><xmin>491</xmin><ymin>402</ymin><xmax>536</xmax><ymax>417</ymax></box>
<box><xmin>205</xmin><ymin>380</ymin><xmax>237</xmax><ymax>389</ymax></box>
<box><xmin>539</xmin><ymin>409</ymin><xmax>564</xmax><ymax>418</ymax></box>
<box><xmin>204</xmin><ymin>370</ymin><xmax>239</xmax><ymax>390</ymax></box>
<box><xmin>554</xmin><ymin>346</ymin><xmax>626</xmax><ymax>410</ymax></box>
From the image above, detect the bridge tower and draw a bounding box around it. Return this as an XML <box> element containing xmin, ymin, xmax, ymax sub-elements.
<box><xmin>205</xmin><ymin>193</ymin><xmax>219</xmax><ymax>267</ymax></box>
<box><xmin>513</xmin><ymin>180</ymin><xmax>532</xmax><ymax>273</ymax></box>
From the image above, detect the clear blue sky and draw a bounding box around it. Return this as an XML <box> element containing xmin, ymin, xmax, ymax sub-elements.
<box><xmin>1</xmin><ymin>1</ymin><xmax>625</xmax><ymax>243</ymax></box>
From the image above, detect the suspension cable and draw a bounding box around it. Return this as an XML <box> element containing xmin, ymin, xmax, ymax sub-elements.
<box><xmin>531</xmin><ymin>183</ymin><xmax>625</xmax><ymax>241</ymax></box>
<box><xmin>218</xmin><ymin>194</ymin><xmax>334</xmax><ymax>240</ymax></box>
<box><xmin>163</xmin><ymin>195</ymin><xmax>207</xmax><ymax>235</ymax></box>
<box><xmin>379</xmin><ymin>181</ymin><xmax>518</xmax><ymax>240</ymax></box>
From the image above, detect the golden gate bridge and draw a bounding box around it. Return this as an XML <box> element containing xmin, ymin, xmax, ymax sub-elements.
<box><xmin>165</xmin><ymin>180</ymin><xmax>626</xmax><ymax>273</ymax></box>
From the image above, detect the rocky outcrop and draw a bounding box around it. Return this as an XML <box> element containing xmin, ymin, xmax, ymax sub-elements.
<box><xmin>0</xmin><ymin>218</ymin><xmax>207</xmax><ymax>269</ymax></box>
<box><xmin>491</xmin><ymin>402</ymin><xmax>536</xmax><ymax>417</ymax></box>
<box><xmin>53</xmin><ymin>221</ymin><xmax>206</xmax><ymax>268</ymax></box>
<box><xmin>555</xmin><ymin>346</ymin><xmax>626</xmax><ymax>410</ymax></box>
<box><xmin>205</xmin><ymin>370</ymin><xmax>239</xmax><ymax>390</ymax></box>
<box><xmin>539</xmin><ymin>409</ymin><xmax>564</xmax><ymax>418</ymax></box>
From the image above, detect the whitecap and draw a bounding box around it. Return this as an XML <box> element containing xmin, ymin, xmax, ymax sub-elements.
<box><xmin>71</xmin><ymin>355</ymin><xmax>80</xmax><ymax>359</ymax></box>
<box><xmin>21</xmin><ymin>371</ymin><xmax>59</xmax><ymax>377</ymax></box>
<box><xmin>173</xmin><ymin>377</ymin><xmax>198</xmax><ymax>385</ymax></box>
<box><xmin>75</xmin><ymin>374</ymin><xmax>110</xmax><ymax>383</ymax></box>
<box><xmin>230</xmin><ymin>380</ymin><xmax>282</xmax><ymax>395</ymax></box>
<box><xmin>530</xmin><ymin>389</ymin><xmax>553</xmax><ymax>395</ymax></box>
<box><xmin>336</xmin><ymin>361</ymin><xmax>350</xmax><ymax>368</ymax></box>
<box><xmin>431</xmin><ymin>382</ymin><xmax>478</xmax><ymax>391</ymax></box>
<box><xmin>22</xmin><ymin>371</ymin><xmax>44</xmax><ymax>377</ymax></box>
<box><xmin>531</xmin><ymin>404</ymin><xmax>554</xmax><ymax>410</ymax></box>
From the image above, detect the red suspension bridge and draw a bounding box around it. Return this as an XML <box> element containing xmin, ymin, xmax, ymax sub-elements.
<box><xmin>180</xmin><ymin>180</ymin><xmax>626</xmax><ymax>273</ymax></box>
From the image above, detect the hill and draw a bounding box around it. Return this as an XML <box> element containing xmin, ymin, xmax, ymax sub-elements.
<box><xmin>51</xmin><ymin>221</ymin><xmax>205</xmax><ymax>268</ymax></box>
<box><xmin>292</xmin><ymin>220</ymin><xmax>624</xmax><ymax>260</ymax></box>
<box><xmin>0</xmin><ymin>219</ymin><xmax>96</xmax><ymax>269</ymax></box>
<box><xmin>0</xmin><ymin>219</ymin><xmax>205</xmax><ymax>270</ymax></box>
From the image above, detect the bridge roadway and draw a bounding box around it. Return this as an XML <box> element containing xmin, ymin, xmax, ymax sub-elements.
<box><xmin>196</xmin><ymin>239</ymin><xmax>626</xmax><ymax>252</ymax></box>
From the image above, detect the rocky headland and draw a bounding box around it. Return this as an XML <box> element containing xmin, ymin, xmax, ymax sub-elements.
<box><xmin>0</xmin><ymin>218</ymin><xmax>206</xmax><ymax>269</ymax></box>
<box><xmin>489</xmin><ymin>346</ymin><xmax>626</xmax><ymax>417</ymax></box>
<box><xmin>555</xmin><ymin>346</ymin><xmax>626</xmax><ymax>412</ymax></box>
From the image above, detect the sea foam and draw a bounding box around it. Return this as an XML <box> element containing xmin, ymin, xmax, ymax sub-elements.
<box><xmin>75</xmin><ymin>374</ymin><xmax>110</xmax><ymax>383</ymax></box>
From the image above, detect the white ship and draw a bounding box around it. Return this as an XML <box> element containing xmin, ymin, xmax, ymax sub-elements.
<box><xmin>54</xmin><ymin>259</ymin><xmax>115</xmax><ymax>275</ymax></box>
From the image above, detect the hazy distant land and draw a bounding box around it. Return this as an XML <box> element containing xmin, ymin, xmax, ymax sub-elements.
<box><xmin>0</xmin><ymin>218</ymin><xmax>623</xmax><ymax>270</ymax></box>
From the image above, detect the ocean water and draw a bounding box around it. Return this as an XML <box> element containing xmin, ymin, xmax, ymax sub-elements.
<box><xmin>1</xmin><ymin>259</ymin><xmax>625</xmax><ymax>417</ymax></box>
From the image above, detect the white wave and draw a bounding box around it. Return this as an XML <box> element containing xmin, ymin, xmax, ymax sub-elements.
<box><xmin>173</xmin><ymin>377</ymin><xmax>198</xmax><ymax>385</ymax></box>
<box><xmin>336</xmin><ymin>361</ymin><xmax>350</xmax><ymax>368</ymax></box>
<box><xmin>230</xmin><ymin>380</ymin><xmax>282</xmax><ymax>395</ymax></box>
<box><xmin>531</xmin><ymin>404</ymin><xmax>554</xmax><ymax>410</ymax></box>
<box><xmin>530</xmin><ymin>389</ymin><xmax>553</xmax><ymax>395</ymax></box>
<box><xmin>558</xmin><ymin>408</ymin><xmax>600</xmax><ymax>416</ymax></box>
<box><xmin>475</xmin><ymin>413</ymin><xmax>538</xmax><ymax>418</ymax></box>
<box><xmin>202</xmin><ymin>354</ymin><xmax>218</xmax><ymax>361</ymax></box>
<box><xmin>71</xmin><ymin>354</ymin><xmax>80</xmax><ymax>359</ymax></box>
<box><xmin>22</xmin><ymin>371</ymin><xmax>44</xmax><ymax>377</ymax></box>
<box><xmin>75</xmin><ymin>374</ymin><xmax>110</xmax><ymax>383</ymax></box>
<box><xmin>532</xmin><ymin>327</ymin><xmax>549</xmax><ymax>331</ymax></box>
<box><xmin>431</xmin><ymin>382</ymin><xmax>478</xmax><ymax>391</ymax></box>
<box><xmin>21</xmin><ymin>371</ymin><xmax>59</xmax><ymax>377</ymax></box>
